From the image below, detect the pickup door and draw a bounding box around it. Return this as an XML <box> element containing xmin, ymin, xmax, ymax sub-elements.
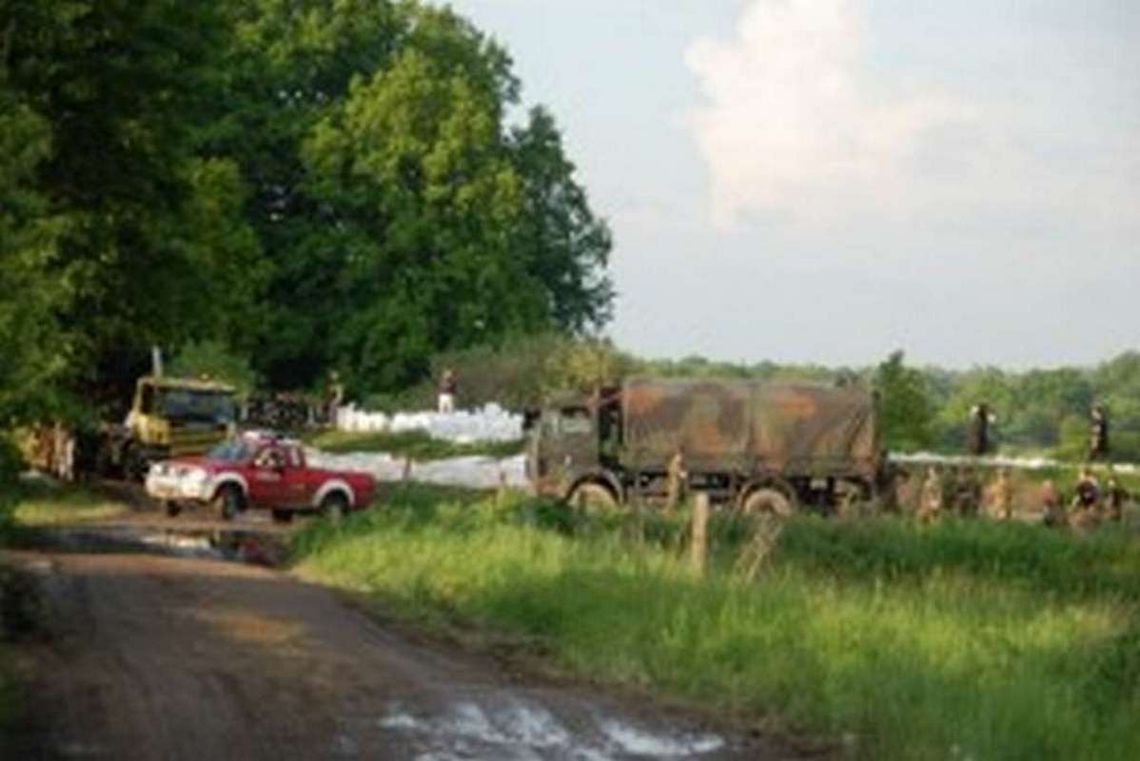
<box><xmin>248</xmin><ymin>445</ymin><xmax>315</xmax><ymax>508</ymax></box>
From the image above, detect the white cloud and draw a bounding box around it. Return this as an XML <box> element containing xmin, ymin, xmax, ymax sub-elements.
<box><xmin>685</xmin><ymin>0</ymin><xmax>963</xmax><ymax>227</ymax></box>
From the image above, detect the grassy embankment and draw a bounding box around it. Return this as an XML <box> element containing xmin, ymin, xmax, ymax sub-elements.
<box><xmin>305</xmin><ymin>428</ymin><xmax>523</xmax><ymax>459</ymax></box>
<box><xmin>293</xmin><ymin>487</ymin><xmax>1140</xmax><ymax>760</ymax></box>
<box><xmin>2</xmin><ymin>482</ymin><xmax>127</xmax><ymax>529</ymax></box>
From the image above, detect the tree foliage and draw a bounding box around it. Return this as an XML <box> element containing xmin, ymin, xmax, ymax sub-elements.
<box><xmin>210</xmin><ymin>1</ymin><xmax>613</xmax><ymax>392</ymax></box>
<box><xmin>168</xmin><ymin>340</ymin><xmax>260</xmax><ymax>400</ymax></box>
<box><xmin>2</xmin><ymin>0</ymin><xmax>264</xmax><ymax>412</ymax></box>
<box><xmin>0</xmin><ymin>0</ymin><xmax>613</xmax><ymax>416</ymax></box>
<box><xmin>874</xmin><ymin>351</ymin><xmax>933</xmax><ymax>451</ymax></box>
<box><xmin>0</xmin><ymin>74</ymin><xmax>67</xmax><ymax>423</ymax></box>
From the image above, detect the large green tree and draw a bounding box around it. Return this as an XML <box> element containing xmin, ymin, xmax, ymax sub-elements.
<box><xmin>1</xmin><ymin>0</ymin><xmax>612</xmax><ymax>417</ymax></box>
<box><xmin>0</xmin><ymin>74</ymin><xmax>67</xmax><ymax>422</ymax></box>
<box><xmin>2</xmin><ymin>0</ymin><xmax>264</xmax><ymax>412</ymax></box>
<box><xmin>212</xmin><ymin>1</ymin><xmax>612</xmax><ymax>392</ymax></box>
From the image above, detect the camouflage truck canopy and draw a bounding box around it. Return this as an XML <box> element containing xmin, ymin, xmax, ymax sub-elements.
<box><xmin>620</xmin><ymin>378</ymin><xmax>878</xmax><ymax>479</ymax></box>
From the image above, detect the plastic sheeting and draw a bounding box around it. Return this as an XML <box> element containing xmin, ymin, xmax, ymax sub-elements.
<box><xmin>306</xmin><ymin>450</ymin><xmax>529</xmax><ymax>490</ymax></box>
<box><xmin>335</xmin><ymin>403</ymin><xmax>523</xmax><ymax>444</ymax></box>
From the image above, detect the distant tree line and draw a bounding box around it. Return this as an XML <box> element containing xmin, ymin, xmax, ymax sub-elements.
<box><xmin>387</xmin><ymin>339</ymin><xmax>1140</xmax><ymax>463</ymax></box>
<box><xmin>0</xmin><ymin>0</ymin><xmax>612</xmax><ymax>423</ymax></box>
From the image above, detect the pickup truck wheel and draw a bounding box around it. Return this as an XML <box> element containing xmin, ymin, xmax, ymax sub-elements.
<box><xmin>271</xmin><ymin>509</ymin><xmax>293</xmax><ymax>524</ymax></box>
<box><xmin>213</xmin><ymin>485</ymin><xmax>242</xmax><ymax>522</ymax></box>
<box><xmin>320</xmin><ymin>492</ymin><xmax>349</xmax><ymax>523</ymax></box>
<box><xmin>740</xmin><ymin>487</ymin><xmax>793</xmax><ymax>517</ymax></box>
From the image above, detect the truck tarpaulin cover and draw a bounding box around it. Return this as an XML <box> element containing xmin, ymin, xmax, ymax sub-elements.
<box><xmin>620</xmin><ymin>379</ymin><xmax>877</xmax><ymax>477</ymax></box>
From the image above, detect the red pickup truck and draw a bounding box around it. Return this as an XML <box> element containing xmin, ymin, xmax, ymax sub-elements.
<box><xmin>145</xmin><ymin>432</ymin><xmax>376</xmax><ymax>522</ymax></box>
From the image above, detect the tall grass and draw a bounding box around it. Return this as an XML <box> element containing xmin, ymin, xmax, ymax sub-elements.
<box><xmin>292</xmin><ymin>491</ymin><xmax>1140</xmax><ymax>759</ymax></box>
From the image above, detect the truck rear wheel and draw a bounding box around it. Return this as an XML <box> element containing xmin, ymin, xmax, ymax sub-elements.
<box><xmin>124</xmin><ymin>445</ymin><xmax>148</xmax><ymax>483</ymax></box>
<box><xmin>567</xmin><ymin>482</ymin><xmax>618</xmax><ymax>513</ymax></box>
<box><xmin>740</xmin><ymin>487</ymin><xmax>794</xmax><ymax>517</ymax></box>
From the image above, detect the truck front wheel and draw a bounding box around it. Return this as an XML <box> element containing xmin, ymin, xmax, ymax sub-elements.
<box><xmin>566</xmin><ymin>482</ymin><xmax>619</xmax><ymax>513</ymax></box>
<box><xmin>740</xmin><ymin>487</ymin><xmax>794</xmax><ymax>517</ymax></box>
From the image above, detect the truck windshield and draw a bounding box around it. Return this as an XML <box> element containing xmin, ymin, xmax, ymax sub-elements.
<box><xmin>559</xmin><ymin>408</ymin><xmax>592</xmax><ymax>435</ymax></box>
<box><xmin>160</xmin><ymin>390</ymin><xmax>236</xmax><ymax>424</ymax></box>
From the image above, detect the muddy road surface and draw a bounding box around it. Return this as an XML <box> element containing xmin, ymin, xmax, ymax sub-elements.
<box><xmin>3</xmin><ymin>517</ymin><xmax>801</xmax><ymax>760</ymax></box>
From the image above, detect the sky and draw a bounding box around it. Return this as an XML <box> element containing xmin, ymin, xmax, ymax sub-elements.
<box><xmin>447</xmin><ymin>0</ymin><xmax>1140</xmax><ymax>369</ymax></box>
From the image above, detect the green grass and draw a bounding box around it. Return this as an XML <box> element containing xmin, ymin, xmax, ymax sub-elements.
<box><xmin>304</xmin><ymin>428</ymin><xmax>524</xmax><ymax>460</ymax></box>
<box><xmin>5</xmin><ymin>482</ymin><xmax>127</xmax><ymax>528</ymax></box>
<box><xmin>292</xmin><ymin>490</ymin><xmax>1140</xmax><ymax>759</ymax></box>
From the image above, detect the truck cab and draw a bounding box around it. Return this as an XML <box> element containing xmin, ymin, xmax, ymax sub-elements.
<box><xmin>105</xmin><ymin>375</ymin><xmax>238</xmax><ymax>479</ymax></box>
<box><xmin>526</xmin><ymin>389</ymin><xmax>622</xmax><ymax>499</ymax></box>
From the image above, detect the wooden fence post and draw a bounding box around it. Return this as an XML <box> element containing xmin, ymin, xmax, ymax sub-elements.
<box><xmin>690</xmin><ymin>492</ymin><xmax>709</xmax><ymax>576</ymax></box>
<box><xmin>496</xmin><ymin>468</ymin><xmax>508</xmax><ymax>506</ymax></box>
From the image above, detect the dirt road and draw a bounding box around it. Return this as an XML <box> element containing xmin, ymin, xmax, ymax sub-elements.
<box><xmin>3</xmin><ymin>525</ymin><xmax>797</xmax><ymax>760</ymax></box>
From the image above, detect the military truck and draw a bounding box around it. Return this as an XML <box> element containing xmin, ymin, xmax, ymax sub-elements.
<box><xmin>98</xmin><ymin>375</ymin><xmax>238</xmax><ymax>480</ymax></box>
<box><xmin>526</xmin><ymin>378</ymin><xmax>881</xmax><ymax>513</ymax></box>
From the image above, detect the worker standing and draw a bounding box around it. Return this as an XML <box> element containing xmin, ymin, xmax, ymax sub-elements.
<box><xmin>1104</xmin><ymin>474</ymin><xmax>1129</xmax><ymax>523</ymax></box>
<box><xmin>1089</xmin><ymin>405</ymin><xmax>1109</xmax><ymax>461</ymax></box>
<box><xmin>968</xmin><ymin>403</ymin><xmax>996</xmax><ymax>456</ymax></box>
<box><xmin>917</xmin><ymin>466</ymin><xmax>943</xmax><ymax>523</ymax></box>
<box><xmin>987</xmin><ymin>468</ymin><xmax>1014</xmax><ymax>521</ymax></box>
<box><xmin>665</xmin><ymin>445</ymin><xmax>688</xmax><ymax>513</ymax></box>
<box><xmin>437</xmin><ymin>369</ymin><xmax>458</xmax><ymax>414</ymax></box>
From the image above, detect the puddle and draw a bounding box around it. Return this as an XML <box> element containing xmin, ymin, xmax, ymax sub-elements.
<box><xmin>43</xmin><ymin>526</ymin><xmax>287</xmax><ymax>566</ymax></box>
<box><xmin>378</xmin><ymin>699</ymin><xmax>725</xmax><ymax>760</ymax></box>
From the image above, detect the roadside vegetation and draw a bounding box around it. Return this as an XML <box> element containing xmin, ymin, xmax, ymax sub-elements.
<box><xmin>305</xmin><ymin>429</ymin><xmax>523</xmax><ymax>460</ymax></box>
<box><xmin>4</xmin><ymin>483</ymin><xmax>127</xmax><ymax>529</ymax></box>
<box><xmin>293</xmin><ymin>488</ymin><xmax>1140</xmax><ymax>760</ymax></box>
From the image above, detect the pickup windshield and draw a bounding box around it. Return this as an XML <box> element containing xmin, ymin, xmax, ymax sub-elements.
<box><xmin>206</xmin><ymin>440</ymin><xmax>252</xmax><ymax>462</ymax></box>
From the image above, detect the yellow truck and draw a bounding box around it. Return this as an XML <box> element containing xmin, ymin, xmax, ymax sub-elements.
<box><xmin>98</xmin><ymin>375</ymin><xmax>238</xmax><ymax>480</ymax></box>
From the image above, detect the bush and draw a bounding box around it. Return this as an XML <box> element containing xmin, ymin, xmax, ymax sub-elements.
<box><xmin>357</xmin><ymin>335</ymin><xmax>636</xmax><ymax>411</ymax></box>
<box><xmin>169</xmin><ymin>340</ymin><xmax>259</xmax><ymax>399</ymax></box>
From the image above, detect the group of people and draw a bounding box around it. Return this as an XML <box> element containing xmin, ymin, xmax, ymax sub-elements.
<box><xmin>1044</xmin><ymin>467</ymin><xmax>1130</xmax><ymax>527</ymax></box>
<box><xmin>915</xmin><ymin>465</ymin><xmax>1013</xmax><ymax>522</ymax></box>
<box><xmin>913</xmin><ymin>464</ymin><xmax>1130</xmax><ymax>527</ymax></box>
<box><xmin>969</xmin><ymin>401</ymin><xmax>1111</xmax><ymax>461</ymax></box>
